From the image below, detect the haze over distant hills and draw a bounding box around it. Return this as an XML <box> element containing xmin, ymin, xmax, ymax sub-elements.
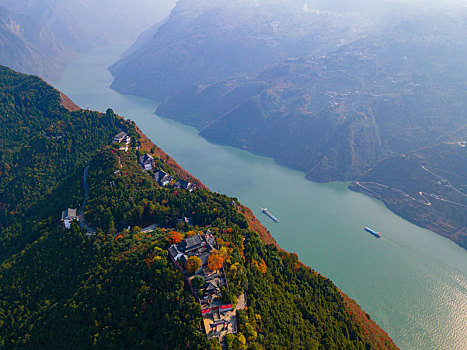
<box><xmin>109</xmin><ymin>0</ymin><xmax>369</xmax><ymax>100</ymax></box>
<box><xmin>0</xmin><ymin>6</ymin><xmax>69</xmax><ymax>81</ymax></box>
<box><xmin>110</xmin><ymin>0</ymin><xmax>467</xmax><ymax>247</ymax></box>
<box><xmin>0</xmin><ymin>0</ymin><xmax>176</xmax><ymax>81</ymax></box>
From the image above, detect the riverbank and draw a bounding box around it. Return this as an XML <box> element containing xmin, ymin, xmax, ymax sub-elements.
<box><xmin>55</xmin><ymin>45</ymin><xmax>467</xmax><ymax>350</ymax></box>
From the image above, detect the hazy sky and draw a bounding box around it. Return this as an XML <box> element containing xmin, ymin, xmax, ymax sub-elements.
<box><xmin>136</xmin><ymin>0</ymin><xmax>177</xmax><ymax>26</ymax></box>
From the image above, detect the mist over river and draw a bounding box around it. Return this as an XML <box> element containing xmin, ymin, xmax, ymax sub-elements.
<box><xmin>55</xmin><ymin>46</ymin><xmax>467</xmax><ymax>350</ymax></box>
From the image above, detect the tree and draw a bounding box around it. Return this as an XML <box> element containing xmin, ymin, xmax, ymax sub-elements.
<box><xmin>186</xmin><ymin>230</ymin><xmax>197</xmax><ymax>238</ymax></box>
<box><xmin>232</xmin><ymin>333</ymin><xmax>247</xmax><ymax>350</ymax></box>
<box><xmin>167</xmin><ymin>231</ymin><xmax>182</xmax><ymax>244</ymax></box>
<box><xmin>219</xmin><ymin>246</ymin><xmax>229</xmax><ymax>260</ymax></box>
<box><xmin>258</xmin><ymin>259</ymin><xmax>267</xmax><ymax>274</ymax></box>
<box><xmin>186</xmin><ymin>256</ymin><xmax>202</xmax><ymax>274</ymax></box>
<box><xmin>131</xmin><ymin>226</ymin><xmax>142</xmax><ymax>234</ymax></box>
<box><xmin>208</xmin><ymin>251</ymin><xmax>224</xmax><ymax>272</ymax></box>
<box><xmin>250</xmin><ymin>259</ymin><xmax>259</xmax><ymax>271</ymax></box>
<box><xmin>191</xmin><ymin>275</ymin><xmax>205</xmax><ymax>290</ymax></box>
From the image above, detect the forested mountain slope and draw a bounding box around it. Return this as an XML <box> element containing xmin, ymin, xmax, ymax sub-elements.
<box><xmin>350</xmin><ymin>142</ymin><xmax>467</xmax><ymax>249</ymax></box>
<box><xmin>0</xmin><ymin>65</ymin><xmax>130</xmax><ymax>261</ymax></box>
<box><xmin>0</xmin><ymin>67</ymin><xmax>398</xmax><ymax>349</ymax></box>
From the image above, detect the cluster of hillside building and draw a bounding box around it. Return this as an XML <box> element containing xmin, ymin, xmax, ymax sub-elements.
<box><xmin>61</xmin><ymin>131</ymin><xmax>237</xmax><ymax>342</ymax></box>
<box><xmin>61</xmin><ymin>131</ymin><xmax>198</xmax><ymax>229</ymax></box>
<box><xmin>138</xmin><ymin>152</ymin><xmax>196</xmax><ymax>191</ymax></box>
<box><xmin>168</xmin><ymin>232</ymin><xmax>237</xmax><ymax>340</ymax></box>
<box><xmin>112</xmin><ymin>131</ymin><xmax>131</xmax><ymax>151</ymax></box>
<box><xmin>112</xmin><ymin>131</ymin><xmax>195</xmax><ymax>191</ymax></box>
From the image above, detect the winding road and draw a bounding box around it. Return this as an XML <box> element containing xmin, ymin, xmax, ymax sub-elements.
<box><xmin>354</xmin><ymin>181</ymin><xmax>467</xmax><ymax>208</ymax></box>
<box><xmin>79</xmin><ymin>165</ymin><xmax>96</xmax><ymax>234</ymax></box>
<box><xmin>354</xmin><ymin>160</ymin><xmax>467</xmax><ymax>208</ymax></box>
<box><xmin>80</xmin><ymin>165</ymin><xmax>90</xmax><ymax>216</ymax></box>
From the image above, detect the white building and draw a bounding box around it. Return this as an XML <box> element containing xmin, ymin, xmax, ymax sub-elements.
<box><xmin>61</xmin><ymin>208</ymin><xmax>79</xmax><ymax>229</ymax></box>
<box><xmin>113</xmin><ymin>132</ymin><xmax>131</xmax><ymax>144</ymax></box>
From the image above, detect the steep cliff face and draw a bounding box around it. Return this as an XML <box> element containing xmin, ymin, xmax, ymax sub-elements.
<box><xmin>1</xmin><ymin>0</ymin><xmax>176</xmax><ymax>51</ymax></box>
<box><xmin>109</xmin><ymin>0</ymin><xmax>367</xmax><ymax>100</ymax></box>
<box><xmin>0</xmin><ymin>0</ymin><xmax>176</xmax><ymax>81</ymax></box>
<box><xmin>0</xmin><ymin>6</ymin><xmax>69</xmax><ymax>81</ymax></box>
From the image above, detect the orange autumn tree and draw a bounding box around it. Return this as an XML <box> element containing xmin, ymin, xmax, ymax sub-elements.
<box><xmin>185</xmin><ymin>256</ymin><xmax>202</xmax><ymax>274</ymax></box>
<box><xmin>208</xmin><ymin>251</ymin><xmax>224</xmax><ymax>272</ymax></box>
<box><xmin>251</xmin><ymin>259</ymin><xmax>259</xmax><ymax>271</ymax></box>
<box><xmin>258</xmin><ymin>259</ymin><xmax>267</xmax><ymax>274</ymax></box>
<box><xmin>167</xmin><ymin>231</ymin><xmax>182</xmax><ymax>244</ymax></box>
<box><xmin>186</xmin><ymin>230</ymin><xmax>197</xmax><ymax>238</ymax></box>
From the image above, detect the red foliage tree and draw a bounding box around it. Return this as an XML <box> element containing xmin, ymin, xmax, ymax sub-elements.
<box><xmin>167</xmin><ymin>231</ymin><xmax>182</xmax><ymax>244</ymax></box>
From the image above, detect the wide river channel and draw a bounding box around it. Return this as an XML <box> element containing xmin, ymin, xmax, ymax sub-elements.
<box><xmin>55</xmin><ymin>46</ymin><xmax>467</xmax><ymax>350</ymax></box>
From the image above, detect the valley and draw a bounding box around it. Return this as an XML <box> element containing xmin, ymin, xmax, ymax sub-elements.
<box><xmin>0</xmin><ymin>0</ymin><xmax>466</xmax><ymax>348</ymax></box>
<box><xmin>110</xmin><ymin>0</ymin><xmax>467</xmax><ymax>248</ymax></box>
<box><xmin>56</xmin><ymin>46</ymin><xmax>467</xmax><ymax>350</ymax></box>
<box><xmin>0</xmin><ymin>65</ymin><xmax>396</xmax><ymax>349</ymax></box>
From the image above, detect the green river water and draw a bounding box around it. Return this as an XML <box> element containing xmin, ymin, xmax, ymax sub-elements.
<box><xmin>55</xmin><ymin>46</ymin><xmax>467</xmax><ymax>350</ymax></box>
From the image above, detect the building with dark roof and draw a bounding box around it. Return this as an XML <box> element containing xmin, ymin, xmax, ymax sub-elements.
<box><xmin>113</xmin><ymin>132</ymin><xmax>130</xmax><ymax>144</ymax></box>
<box><xmin>205</xmin><ymin>231</ymin><xmax>216</xmax><ymax>248</ymax></box>
<box><xmin>205</xmin><ymin>279</ymin><xmax>220</xmax><ymax>295</ymax></box>
<box><xmin>138</xmin><ymin>153</ymin><xmax>155</xmax><ymax>171</ymax></box>
<box><xmin>179</xmin><ymin>234</ymin><xmax>206</xmax><ymax>253</ymax></box>
<box><xmin>154</xmin><ymin>170</ymin><xmax>172</xmax><ymax>186</ymax></box>
<box><xmin>168</xmin><ymin>245</ymin><xmax>183</xmax><ymax>261</ymax></box>
<box><xmin>198</xmin><ymin>252</ymin><xmax>210</xmax><ymax>267</ymax></box>
<box><xmin>179</xmin><ymin>254</ymin><xmax>189</xmax><ymax>267</ymax></box>
<box><xmin>176</xmin><ymin>179</ymin><xmax>195</xmax><ymax>192</ymax></box>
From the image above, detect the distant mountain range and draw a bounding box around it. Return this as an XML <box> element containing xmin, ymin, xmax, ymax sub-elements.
<box><xmin>109</xmin><ymin>0</ymin><xmax>467</xmax><ymax>248</ymax></box>
<box><xmin>109</xmin><ymin>0</ymin><xmax>368</xmax><ymax>100</ymax></box>
<box><xmin>0</xmin><ymin>6</ymin><xmax>69</xmax><ymax>81</ymax></box>
<box><xmin>0</xmin><ymin>0</ymin><xmax>176</xmax><ymax>81</ymax></box>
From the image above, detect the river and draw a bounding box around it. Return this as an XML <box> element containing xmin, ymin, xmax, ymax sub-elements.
<box><xmin>55</xmin><ymin>45</ymin><xmax>467</xmax><ymax>350</ymax></box>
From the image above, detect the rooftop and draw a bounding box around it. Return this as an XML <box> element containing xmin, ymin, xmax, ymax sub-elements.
<box><xmin>179</xmin><ymin>234</ymin><xmax>205</xmax><ymax>252</ymax></box>
<box><xmin>113</xmin><ymin>132</ymin><xmax>127</xmax><ymax>140</ymax></box>
<box><xmin>62</xmin><ymin>208</ymin><xmax>78</xmax><ymax>220</ymax></box>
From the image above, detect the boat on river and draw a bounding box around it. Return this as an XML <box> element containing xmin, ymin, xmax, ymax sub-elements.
<box><xmin>365</xmin><ymin>227</ymin><xmax>381</xmax><ymax>238</ymax></box>
<box><xmin>262</xmin><ymin>208</ymin><xmax>279</xmax><ymax>223</ymax></box>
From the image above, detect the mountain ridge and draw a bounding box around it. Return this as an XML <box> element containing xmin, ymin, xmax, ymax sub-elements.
<box><xmin>0</xmin><ymin>65</ymin><xmax>398</xmax><ymax>349</ymax></box>
<box><xmin>109</xmin><ymin>0</ymin><xmax>368</xmax><ymax>100</ymax></box>
<box><xmin>0</xmin><ymin>0</ymin><xmax>176</xmax><ymax>81</ymax></box>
